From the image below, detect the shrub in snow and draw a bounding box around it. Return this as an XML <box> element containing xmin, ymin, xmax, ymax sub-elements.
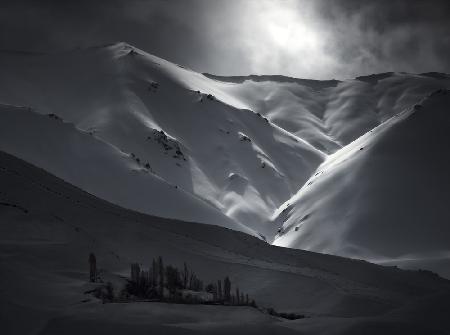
<box><xmin>148</xmin><ymin>82</ymin><xmax>159</xmax><ymax>92</ymax></box>
<box><xmin>266</xmin><ymin>308</ymin><xmax>304</xmax><ymax>320</ymax></box>
<box><xmin>105</xmin><ymin>282</ymin><xmax>114</xmax><ymax>302</ymax></box>
<box><xmin>47</xmin><ymin>113</ymin><xmax>62</xmax><ymax>121</ymax></box>
<box><xmin>239</xmin><ymin>134</ymin><xmax>251</xmax><ymax>142</ymax></box>
<box><xmin>90</xmin><ymin>281</ymin><xmax>115</xmax><ymax>303</ymax></box>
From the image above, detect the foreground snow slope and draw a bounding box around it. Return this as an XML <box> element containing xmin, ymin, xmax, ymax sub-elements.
<box><xmin>273</xmin><ymin>90</ymin><xmax>450</xmax><ymax>278</ymax></box>
<box><xmin>0</xmin><ymin>103</ymin><xmax>251</xmax><ymax>235</ymax></box>
<box><xmin>0</xmin><ymin>44</ymin><xmax>324</xmax><ymax>237</ymax></box>
<box><xmin>1</xmin><ymin>150</ymin><xmax>450</xmax><ymax>334</ymax></box>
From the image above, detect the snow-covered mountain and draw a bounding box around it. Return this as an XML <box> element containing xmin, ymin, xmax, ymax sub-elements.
<box><xmin>1</xmin><ymin>42</ymin><xmax>450</xmax><ymax>276</ymax></box>
<box><xmin>0</xmin><ymin>43</ymin><xmax>324</xmax><ymax>238</ymax></box>
<box><xmin>273</xmin><ymin>90</ymin><xmax>450</xmax><ymax>278</ymax></box>
<box><xmin>0</xmin><ymin>103</ymin><xmax>250</xmax><ymax>235</ymax></box>
<box><xmin>2</xmin><ymin>150</ymin><xmax>450</xmax><ymax>334</ymax></box>
<box><xmin>204</xmin><ymin>71</ymin><xmax>450</xmax><ymax>152</ymax></box>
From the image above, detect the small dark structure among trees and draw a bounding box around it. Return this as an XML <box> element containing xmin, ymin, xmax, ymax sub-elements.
<box><xmin>47</xmin><ymin>113</ymin><xmax>63</xmax><ymax>121</ymax></box>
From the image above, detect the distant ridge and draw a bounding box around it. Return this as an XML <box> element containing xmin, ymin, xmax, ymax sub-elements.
<box><xmin>203</xmin><ymin>73</ymin><xmax>340</xmax><ymax>89</ymax></box>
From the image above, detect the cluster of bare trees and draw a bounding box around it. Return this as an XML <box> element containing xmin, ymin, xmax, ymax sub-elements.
<box><xmin>127</xmin><ymin>257</ymin><xmax>203</xmax><ymax>299</ymax></box>
<box><xmin>87</xmin><ymin>253</ymin><xmax>306</xmax><ymax>319</ymax></box>
<box><xmin>124</xmin><ymin>256</ymin><xmax>256</xmax><ymax>306</ymax></box>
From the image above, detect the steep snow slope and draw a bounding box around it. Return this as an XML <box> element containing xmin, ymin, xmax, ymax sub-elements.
<box><xmin>0</xmin><ymin>103</ymin><xmax>252</xmax><ymax>235</ymax></box>
<box><xmin>273</xmin><ymin>90</ymin><xmax>450</xmax><ymax>278</ymax></box>
<box><xmin>1</xmin><ymin>150</ymin><xmax>450</xmax><ymax>334</ymax></box>
<box><xmin>0</xmin><ymin>43</ymin><xmax>323</xmax><ymax>237</ymax></box>
<box><xmin>205</xmin><ymin>72</ymin><xmax>450</xmax><ymax>153</ymax></box>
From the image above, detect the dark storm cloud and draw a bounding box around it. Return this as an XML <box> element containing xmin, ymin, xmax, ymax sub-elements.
<box><xmin>315</xmin><ymin>0</ymin><xmax>450</xmax><ymax>78</ymax></box>
<box><xmin>1</xmin><ymin>0</ymin><xmax>449</xmax><ymax>79</ymax></box>
<box><xmin>1</xmin><ymin>1</ymin><xmax>196</xmax><ymax>65</ymax></box>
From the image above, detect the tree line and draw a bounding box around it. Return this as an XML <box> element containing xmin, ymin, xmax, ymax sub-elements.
<box><xmin>125</xmin><ymin>256</ymin><xmax>256</xmax><ymax>306</ymax></box>
<box><xmin>87</xmin><ymin>253</ymin><xmax>305</xmax><ymax>320</ymax></box>
<box><xmin>89</xmin><ymin>253</ymin><xmax>256</xmax><ymax>306</ymax></box>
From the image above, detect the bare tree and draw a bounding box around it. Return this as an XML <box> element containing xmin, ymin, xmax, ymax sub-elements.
<box><xmin>89</xmin><ymin>253</ymin><xmax>97</xmax><ymax>282</ymax></box>
<box><xmin>224</xmin><ymin>276</ymin><xmax>231</xmax><ymax>303</ymax></box>
<box><xmin>182</xmin><ymin>262</ymin><xmax>189</xmax><ymax>289</ymax></box>
<box><xmin>158</xmin><ymin>256</ymin><xmax>164</xmax><ymax>297</ymax></box>
<box><xmin>217</xmin><ymin>279</ymin><xmax>223</xmax><ymax>301</ymax></box>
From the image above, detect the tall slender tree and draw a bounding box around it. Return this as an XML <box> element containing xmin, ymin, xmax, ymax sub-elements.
<box><xmin>217</xmin><ymin>279</ymin><xmax>222</xmax><ymax>301</ymax></box>
<box><xmin>89</xmin><ymin>253</ymin><xmax>97</xmax><ymax>282</ymax></box>
<box><xmin>131</xmin><ymin>263</ymin><xmax>140</xmax><ymax>283</ymax></box>
<box><xmin>166</xmin><ymin>265</ymin><xmax>181</xmax><ymax>294</ymax></box>
<box><xmin>151</xmin><ymin>258</ymin><xmax>158</xmax><ymax>287</ymax></box>
<box><xmin>158</xmin><ymin>256</ymin><xmax>164</xmax><ymax>297</ymax></box>
<box><xmin>224</xmin><ymin>276</ymin><xmax>231</xmax><ymax>303</ymax></box>
<box><xmin>182</xmin><ymin>262</ymin><xmax>189</xmax><ymax>289</ymax></box>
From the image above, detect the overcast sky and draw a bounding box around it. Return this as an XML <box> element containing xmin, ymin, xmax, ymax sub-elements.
<box><xmin>1</xmin><ymin>0</ymin><xmax>449</xmax><ymax>79</ymax></box>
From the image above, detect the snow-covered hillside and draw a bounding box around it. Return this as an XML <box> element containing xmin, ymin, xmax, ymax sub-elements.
<box><xmin>1</xmin><ymin>43</ymin><xmax>450</xmax><ymax>273</ymax></box>
<box><xmin>205</xmin><ymin>72</ymin><xmax>450</xmax><ymax>153</ymax></box>
<box><xmin>0</xmin><ymin>43</ymin><xmax>324</xmax><ymax>237</ymax></box>
<box><xmin>1</xmin><ymin>150</ymin><xmax>450</xmax><ymax>334</ymax></box>
<box><xmin>0</xmin><ymin>103</ymin><xmax>251</xmax><ymax>235</ymax></box>
<box><xmin>273</xmin><ymin>90</ymin><xmax>450</xmax><ymax>278</ymax></box>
